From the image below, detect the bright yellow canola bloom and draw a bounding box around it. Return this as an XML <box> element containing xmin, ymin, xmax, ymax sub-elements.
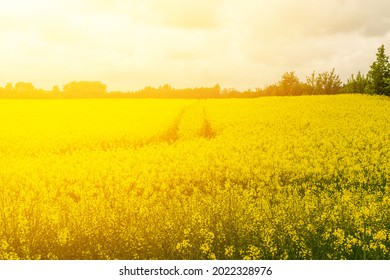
<box><xmin>0</xmin><ymin>94</ymin><xmax>389</xmax><ymax>260</ymax></box>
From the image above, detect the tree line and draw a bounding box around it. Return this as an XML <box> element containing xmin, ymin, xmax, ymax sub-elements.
<box><xmin>1</xmin><ymin>45</ymin><xmax>389</xmax><ymax>99</ymax></box>
<box><xmin>223</xmin><ymin>44</ymin><xmax>390</xmax><ymax>98</ymax></box>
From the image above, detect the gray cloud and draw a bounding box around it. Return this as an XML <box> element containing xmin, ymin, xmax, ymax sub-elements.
<box><xmin>1</xmin><ymin>0</ymin><xmax>390</xmax><ymax>91</ymax></box>
<box><xmin>213</xmin><ymin>0</ymin><xmax>390</xmax><ymax>88</ymax></box>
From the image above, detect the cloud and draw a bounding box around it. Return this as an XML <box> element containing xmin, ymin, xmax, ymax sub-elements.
<box><xmin>149</xmin><ymin>0</ymin><xmax>222</xmax><ymax>29</ymax></box>
<box><xmin>1</xmin><ymin>0</ymin><xmax>390</xmax><ymax>91</ymax></box>
<box><xmin>223</xmin><ymin>0</ymin><xmax>390</xmax><ymax>40</ymax></box>
<box><xmin>212</xmin><ymin>0</ymin><xmax>390</xmax><ymax>87</ymax></box>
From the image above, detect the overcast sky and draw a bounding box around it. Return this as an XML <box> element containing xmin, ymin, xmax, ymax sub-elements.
<box><xmin>1</xmin><ymin>0</ymin><xmax>390</xmax><ymax>91</ymax></box>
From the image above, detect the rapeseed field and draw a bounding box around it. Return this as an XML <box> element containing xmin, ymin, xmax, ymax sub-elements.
<box><xmin>0</xmin><ymin>95</ymin><xmax>389</xmax><ymax>260</ymax></box>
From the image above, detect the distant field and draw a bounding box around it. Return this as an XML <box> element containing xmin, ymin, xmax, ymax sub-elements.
<box><xmin>0</xmin><ymin>94</ymin><xmax>389</xmax><ymax>260</ymax></box>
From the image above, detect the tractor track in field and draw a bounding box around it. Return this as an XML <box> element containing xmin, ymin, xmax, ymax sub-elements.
<box><xmin>106</xmin><ymin>102</ymin><xmax>217</xmax><ymax>149</ymax></box>
<box><xmin>51</xmin><ymin>102</ymin><xmax>217</xmax><ymax>154</ymax></box>
<box><xmin>149</xmin><ymin>102</ymin><xmax>217</xmax><ymax>145</ymax></box>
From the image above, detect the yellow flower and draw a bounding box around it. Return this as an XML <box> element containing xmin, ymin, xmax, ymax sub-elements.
<box><xmin>373</xmin><ymin>230</ymin><xmax>387</xmax><ymax>242</ymax></box>
<box><xmin>224</xmin><ymin>245</ymin><xmax>235</xmax><ymax>258</ymax></box>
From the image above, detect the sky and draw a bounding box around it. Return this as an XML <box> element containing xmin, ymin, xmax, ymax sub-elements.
<box><xmin>1</xmin><ymin>0</ymin><xmax>390</xmax><ymax>91</ymax></box>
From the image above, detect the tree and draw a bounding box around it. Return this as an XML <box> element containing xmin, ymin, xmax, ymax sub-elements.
<box><xmin>15</xmin><ymin>82</ymin><xmax>35</xmax><ymax>92</ymax></box>
<box><xmin>306</xmin><ymin>71</ymin><xmax>317</xmax><ymax>94</ymax></box>
<box><xmin>366</xmin><ymin>44</ymin><xmax>390</xmax><ymax>96</ymax></box>
<box><xmin>343</xmin><ymin>71</ymin><xmax>368</xmax><ymax>93</ymax></box>
<box><xmin>260</xmin><ymin>71</ymin><xmax>307</xmax><ymax>96</ymax></box>
<box><xmin>279</xmin><ymin>71</ymin><xmax>303</xmax><ymax>96</ymax></box>
<box><xmin>5</xmin><ymin>82</ymin><xmax>13</xmax><ymax>92</ymax></box>
<box><xmin>51</xmin><ymin>85</ymin><xmax>61</xmax><ymax>95</ymax></box>
<box><xmin>211</xmin><ymin>84</ymin><xmax>221</xmax><ymax>97</ymax></box>
<box><xmin>63</xmin><ymin>81</ymin><xmax>107</xmax><ymax>98</ymax></box>
<box><xmin>14</xmin><ymin>82</ymin><xmax>37</xmax><ymax>98</ymax></box>
<box><xmin>317</xmin><ymin>69</ymin><xmax>342</xmax><ymax>95</ymax></box>
<box><xmin>306</xmin><ymin>69</ymin><xmax>342</xmax><ymax>95</ymax></box>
